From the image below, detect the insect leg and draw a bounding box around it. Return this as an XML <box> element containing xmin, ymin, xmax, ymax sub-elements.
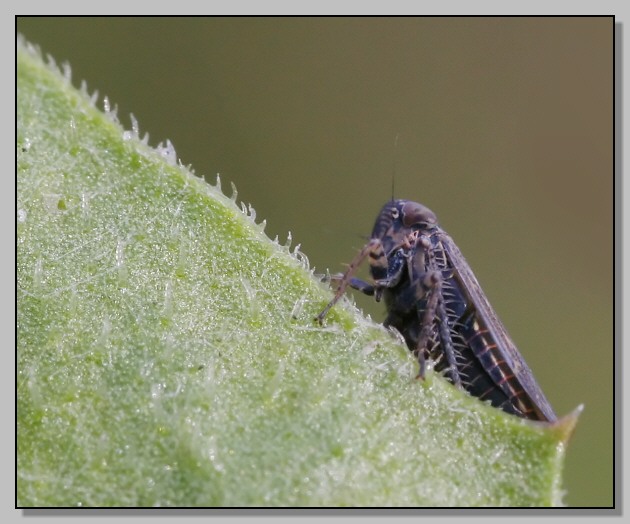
<box><xmin>412</xmin><ymin>269</ymin><xmax>462</xmax><ymax>386</ymax></box>
<box><xmin>406</xmin><ymin>235</ymin><xmax>434</xmax><ymax>379</ymax></box>
<box><xmin>434</xmin><ymin>282</ymin><xmax>463</xmax><ymax>388</ymax></box>
<box><xmin>413</xmin><ymin>270</ymin><xmax>440</xmax><ymax>379</ymax></box>
<box><xmin>316</xmin><ymin>239</ymin><xmax>384</xmax><ymax>324</ymax></box>
<box><xmin>347</xmin><ymin>277</ymin><xmax>376</xmax><ymax>296</ymax></box>
<box><xmin>327</xmin><ymin>274</ymin><xmax>376</xmax><ymax>296</ymax></box>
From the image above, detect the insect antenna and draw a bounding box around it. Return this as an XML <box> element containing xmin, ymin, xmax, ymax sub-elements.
<box><xmin>390</xmin><ymin>133</ymin><xmax>400</xmax><ymax>203</ymax></box>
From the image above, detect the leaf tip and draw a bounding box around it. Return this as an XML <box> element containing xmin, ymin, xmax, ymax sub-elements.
<box><xmin>550</xmin><ymin>404</ymin><xmax>584</xmax><ymax>445</ymax></box>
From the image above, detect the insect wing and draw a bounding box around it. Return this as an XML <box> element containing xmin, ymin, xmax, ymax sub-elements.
<box><xmin>439</xmin><ymin>230</ymin><xmax>557</xmax><ymax>422</ymax></box>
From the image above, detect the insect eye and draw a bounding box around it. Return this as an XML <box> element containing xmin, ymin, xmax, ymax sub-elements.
<box><xmin>391</xmin><ymin>208</ymin><xmax>400</xmax><ymax>219</ymax></box>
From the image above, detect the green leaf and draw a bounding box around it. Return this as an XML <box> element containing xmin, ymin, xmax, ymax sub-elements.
<box><xmin>17</xmin><ymin>37</ymin><xmax>578</xmax><ymax>507</ymax></box>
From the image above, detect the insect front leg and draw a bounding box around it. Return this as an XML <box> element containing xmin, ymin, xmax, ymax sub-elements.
<box><xmin>316</xmin><ymin>238</ymin><xmax>385</xmax><ymax>324</ymax></box>
<box><xmin>327</xmin><ymin>274</ymin><xmax>376</xmax><ymax>296</ymax></box>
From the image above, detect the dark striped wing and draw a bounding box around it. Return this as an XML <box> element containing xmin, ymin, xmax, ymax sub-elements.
<box><xmin>438</xmin><ymin>229</ymin><xmax>557</xmax><ymax>423</ymax></box>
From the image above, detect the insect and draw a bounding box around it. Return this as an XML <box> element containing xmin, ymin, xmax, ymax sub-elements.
<box><xmin>316</xmin><ymin>199</ymin><xmax>557</xmax><ymax>422</ymax></box>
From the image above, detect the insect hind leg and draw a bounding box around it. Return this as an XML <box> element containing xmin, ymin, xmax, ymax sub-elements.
<box><xmin>414</xmin><ymin>270</ymin><xmax>463</xmax><ymax>388</ymax></box>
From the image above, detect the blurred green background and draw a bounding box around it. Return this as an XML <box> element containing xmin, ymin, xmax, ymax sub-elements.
<box><xmin>17</xmin><ymin>17</ymin><xmax>613</xmax><ymax>507</ymax></box>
